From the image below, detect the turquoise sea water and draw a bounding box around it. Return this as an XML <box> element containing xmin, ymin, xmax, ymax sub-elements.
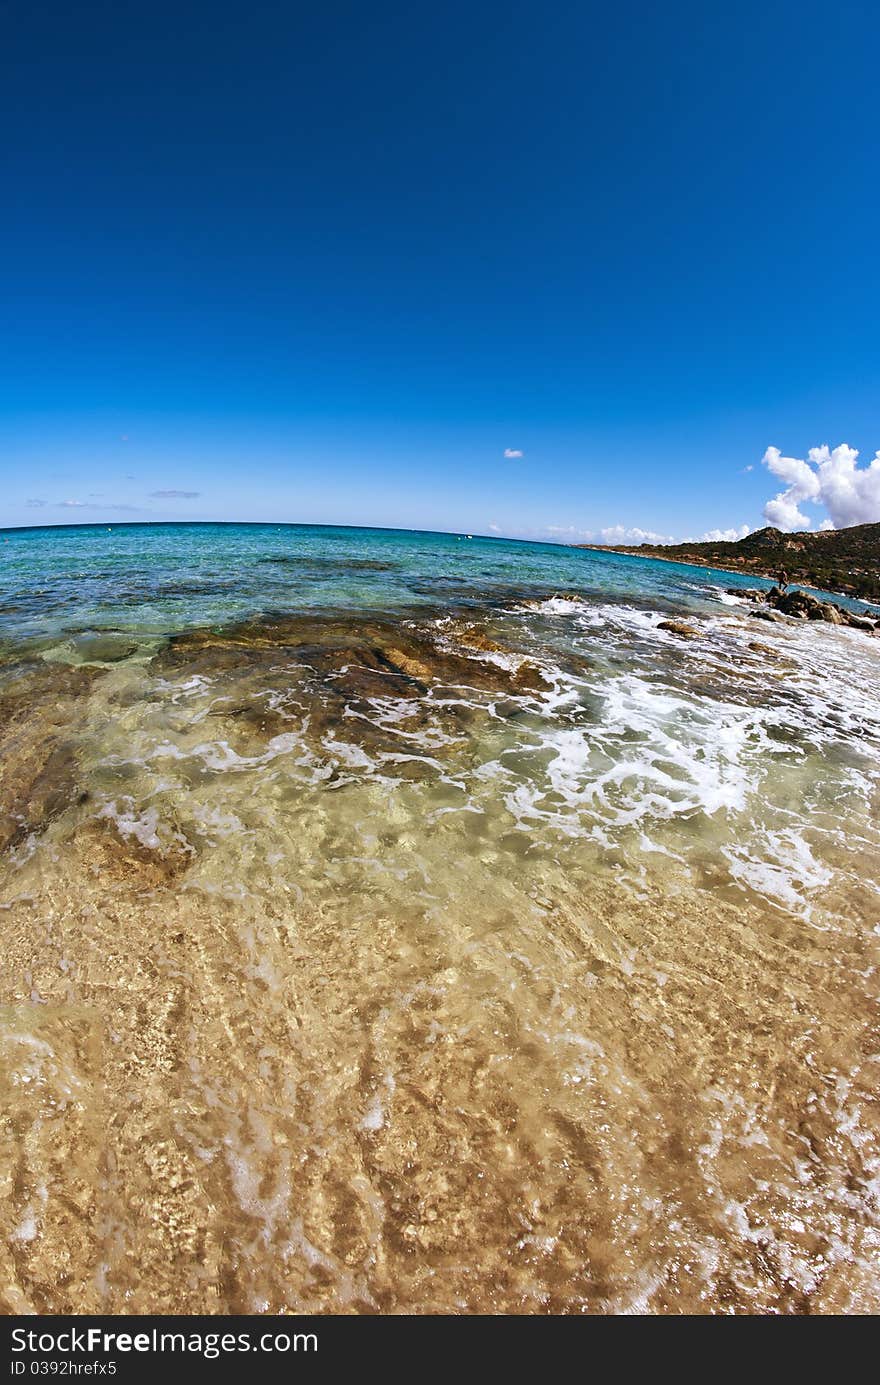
<box><xmin>0</xmin><ymin>519</ymin><xmax>857</xmax><ymax>651</ymax></box>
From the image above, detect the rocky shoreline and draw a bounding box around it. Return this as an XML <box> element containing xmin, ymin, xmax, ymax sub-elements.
<box><xmin>576</xmin><ymin>545</ymin><xmax>880</xmax><ymax>608</ymax></box>
<box><xmin>733</xmin><ymin>585</ymin><xmax>879</xmax><ymax>632</ymax></box>
<box><xmin>576</xmin><ymin>521</ymin><xmax>880</xmax><ymax>603</ymax></box>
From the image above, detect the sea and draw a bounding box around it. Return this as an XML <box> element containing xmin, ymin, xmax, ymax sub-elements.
<box><xmin>0</xmin><ymin>522</ymin><xmax>878</xmax><ymax>1313</ymax></box>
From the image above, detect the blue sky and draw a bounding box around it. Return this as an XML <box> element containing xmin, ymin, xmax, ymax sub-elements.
<box><xmin>2</xmin><ymin>1</ymin><xmax>878</xmax><ymax>540</ymax></box>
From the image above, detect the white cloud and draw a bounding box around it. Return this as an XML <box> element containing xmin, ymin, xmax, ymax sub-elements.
<box><xmin>55</xmin><ymin>499</ymin><xmax>143</xmax><ymax>512</ymax></box>
<box><xmin>694</xmin><ymin>524</ymin><xmax>752</xmax><ymax>542</ymax></box>
<box><xmin>542</xmin><ymin>522</ymin><xmax>754</xmax><ymax>548</ymax></box>
<box><xmin>25</xmin><ymin>498</ymin><xmax>46</xmax><ymax>508</ymax></box>
<box><xmin>150</xmin><ymin>489</ymin><xmax>200</xmax><ymax>499</ymax></box>
<box><xmin>545</xmin><ymin>524</ymin><xmax>675</xmax><ymax>545</ymax></box>
<box><xmin>503</xmin><ymin>448</ymin><xmax>523</xmax><ymax>459</ymax></box>
<box><xmin>544</xmin><ymin>521</ymin><xmax>754</xmax><ymax>548</ymax></box>
<box><xmin>761</xmin><ymin>442</ymin><xmax>880</xmax><ymax>531</ymax></box>
<box><xmin>594</xmin><ymin>524</ymin><xmax>676</xmax><ymax>545</ymax></box>
<box><xmin>763</xmin><ymin>492</ymin><xmax>812</xmax><ymax>531</ymax></box>
<box><xmin>808</xmin><ymin>443</ymin><xmax>880</xmax><ymax>527</ymax></box>
<box><xmin>583</xmin><ymin>524</ymin><xmax>752</xmax><ymax>547</ymax></box>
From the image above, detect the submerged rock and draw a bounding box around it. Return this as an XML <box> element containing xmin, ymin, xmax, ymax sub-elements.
<box><xmin>72</xmin><ymin>633</ymin><xmax>139</xmax><ymax>663</ymax></box>
<box><xmin>0</xmin><ymin>662</ymin><xmax>103</xmax><ymax>853</ymax></box>
<box><xmin>158</xmin><ymin>611</ymin><xmax>554</xmax><ymax>697</ymax></box>
<box><xmin>452</xmin><ymin>624</ymin><xmax>506</xmax><ymax>654</ymax></box>
<box><xmin>385</xmin><ymin>648</ymin><xmax>435</xmax><ymax>685</ymax></box>
<box><xmin>148</xmin><ymin>610</ymin><xmax>554</xmax><ymax>770</ymax></box>
<box><xmin>657</xmin><ymin>620</ymin><xmax>699</xmax><ymax>639</ymax></box>
<box><xmin>510</xmin><ymin>660</ymin><xmax>551</xmax><ymax>690</ymax></box>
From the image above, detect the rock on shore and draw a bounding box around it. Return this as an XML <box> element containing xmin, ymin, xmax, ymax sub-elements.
<box><xmin>730</xmin><ymin>586</ymin><xmax>879</xmax><ymax>632</ymax></box>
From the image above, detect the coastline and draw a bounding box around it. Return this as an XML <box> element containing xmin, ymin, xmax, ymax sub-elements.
<box><xmin>574</xmin><ymin>543</ymin><xmax>879</xmax><ymax>609</ymax></box>
<box><xmin>576</xmin><ymin>542</ymin><xmax>782</xmax><ymax>583</ymax></box>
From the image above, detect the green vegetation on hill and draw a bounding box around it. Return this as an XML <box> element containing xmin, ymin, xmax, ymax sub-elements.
<box><xmin>580</xmin><ymin>523</ymin><xmax>880</xmax><ymax>602</ymax></box>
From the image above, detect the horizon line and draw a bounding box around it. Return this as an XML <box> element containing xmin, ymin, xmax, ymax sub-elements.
<box><xmin>0</xmin><ymin>518</ymin><xmax>576</xmax><ymax>549</ymax></box>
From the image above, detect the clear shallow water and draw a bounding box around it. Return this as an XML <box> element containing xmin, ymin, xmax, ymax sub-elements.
<box><xmin>1</xmin><ymin>523</ymin><xmax>878</xmax><ymax>1314</ymax></box>
<box><xmin>0</xmin><ymin>520</ymin><xmax>806</xmax><ymax>646</ymax></box>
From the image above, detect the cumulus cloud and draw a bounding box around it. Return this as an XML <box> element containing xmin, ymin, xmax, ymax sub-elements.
<box><xmin>763</xmin><ymin>492</ymin><xmax>810</xmax><ymax>531</ymax></box>
<box><xmin>545</xmin><ymin>523</ymin><xmax>676</xmax><ymax>544</ymax></box>
<box><xmin>693</xmin><ymin>524</ymin><xmax>752</xmax><ymax>542</ymax></box>
<box><xmin>761</xmin><ymin>442</ymin><xmax>880</xmax><ymax>531</ymax></box>
<box><xmin>503</xmin><ymin>449</ymin><xmax>523</xmax><ymax>459</ymax></box>
<box><xmin>150</xmin><ymin>489</ymin><xmax>200</xmax><ymax>499</ymax></box>
<box><xmin>594</xmin><ymin>524</ymin><xmax>676</xmax><ymax>545</ymax></box>
<box><xmin>543</xmin><ymin>521</ymin><xmax>754</xmax><ymax>547</ymax></box>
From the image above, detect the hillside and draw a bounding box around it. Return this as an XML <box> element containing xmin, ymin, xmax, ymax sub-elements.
<box><xmin>580</xmin><ymin>523</ymin><xmax>880</xmax><ymax>601</ymax></box>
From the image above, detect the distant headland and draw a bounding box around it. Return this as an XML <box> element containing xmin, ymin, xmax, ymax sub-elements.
<box><xmin>579</xmin><ymin>522</ymin><xmax>880</xmax><ymax>602</ymax></box>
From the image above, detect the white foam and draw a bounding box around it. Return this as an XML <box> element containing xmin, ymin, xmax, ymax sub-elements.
<box><xmin>723</xmin><ymin>829</ymin><xmax>833</xmax><ymax>915</ymax></box>
<box><xmin>522</xmin><ymin>596</ymin><xmax>588</xmax><ymax>616</ymax></box>
<box><xmin>96</xmin><ymin>799</ymin><xmax>190</xmax><ymax>855</ymax></box>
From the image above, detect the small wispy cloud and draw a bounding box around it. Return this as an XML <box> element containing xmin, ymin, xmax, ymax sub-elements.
<box><xmin>504</xmin><ymin>448</ymin><xmax>524</xmax><ymax>459</ymax></box>
<box><xmin>55</xmin><ymin>499</ymin><xmax>144</xmax><ymax>512</ymax></box>
<box><xmin>25</xmin><ymin>498</ymin><xmax>47</xmax><ymax>508</ymax></box>
<box><xmin>150</xmin><ymin>489</ymin><xmax>200</xmax><ymax>499</ymax></box>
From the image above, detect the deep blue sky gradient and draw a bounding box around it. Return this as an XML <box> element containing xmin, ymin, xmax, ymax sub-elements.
<box><xmin>2</xmin><ymin>1</ymin><xmax>878</xmax><ymax>537</ymax></box>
